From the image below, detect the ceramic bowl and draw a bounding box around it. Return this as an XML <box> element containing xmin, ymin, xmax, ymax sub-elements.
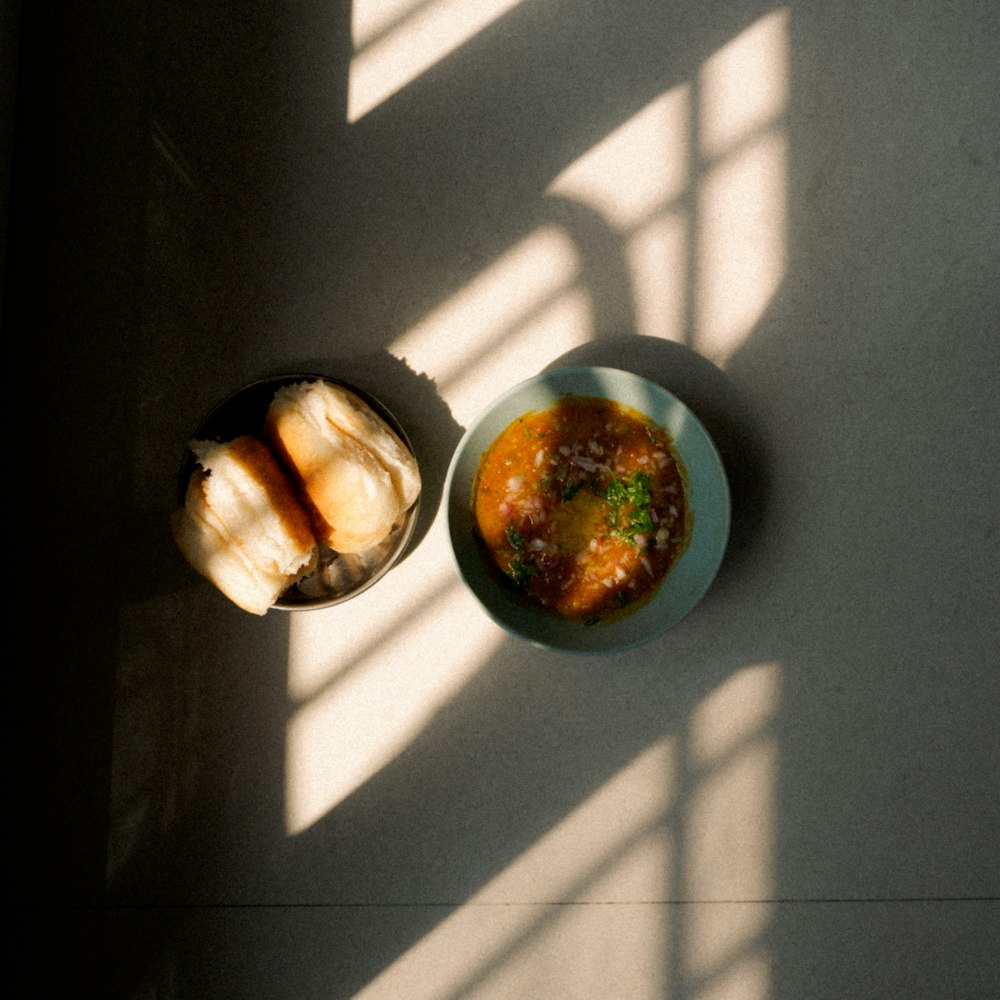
<box><xmin>444</xmin><ymin>366</ymin><xmax>729</xmax><ymax>652</ymax></box>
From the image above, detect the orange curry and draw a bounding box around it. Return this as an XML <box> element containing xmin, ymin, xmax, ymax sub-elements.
<box><xmin>473</xmin><ymin>395</ymin><xmax>689</xmax><ymax>621</ymax></box>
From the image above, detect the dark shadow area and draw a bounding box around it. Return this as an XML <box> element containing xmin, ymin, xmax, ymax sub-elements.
<box><xmin>11</xmin><ymin>1</ymin><xmax>999</xmax><ymax>998</ymax></box>
<box><xmin>7</xmin><ymin>0</ymin><xmax>151</xmax><ymax>925</ymax></box>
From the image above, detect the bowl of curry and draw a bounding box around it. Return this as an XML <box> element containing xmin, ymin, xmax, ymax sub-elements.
<box><xmin>445</xmin><ymin>367</ymin><xmax>730</xmax><ymax>653</ymax></box>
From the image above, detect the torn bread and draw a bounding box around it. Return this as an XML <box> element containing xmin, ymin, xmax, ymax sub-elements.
<box><xmin>171</xmin><ymin>436</ymin><xmax>318</xmax><ymax>614</ymax></box>
<box><xmin>264</xmin><ymin>380</ymin><xmax>421</xmax><ymax>553</ymax></box>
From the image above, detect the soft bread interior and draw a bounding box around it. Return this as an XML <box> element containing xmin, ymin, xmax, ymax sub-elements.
<box><xmin>191</xmin><ymin>437</ymin><xmax>317</xmax><ymax>577</ymax></box>
<box><xmin>173</xmin><ymin>437</ymin><xmax>317</xmax><ymax>614</ymax></box>
<box><xmin>265</xmin><ymin>381</ymin><xmax>421</xmax><ymax>553</ymax></box>
<box><xmin>172</xmin><ymin>473</ymin><xmax>281</xmax><ymax>615</ymax></box>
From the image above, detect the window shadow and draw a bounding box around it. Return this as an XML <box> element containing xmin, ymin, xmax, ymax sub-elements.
<box><xmin>13</xmin><ymin>1</ymin><xmax>1000</xmax><ymax>998</ymax></box>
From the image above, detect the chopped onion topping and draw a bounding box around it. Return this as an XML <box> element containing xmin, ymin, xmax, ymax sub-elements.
<box><xmin>569</xmin><ymin>454</ymin><xmax>603</xmax><ymax>472</ymax></box>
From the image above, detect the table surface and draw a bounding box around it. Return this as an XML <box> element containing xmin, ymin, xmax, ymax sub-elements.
<box><xmin>11</xmin><ymin>2</ymin><xmax>1000</xmax><ymax>997</ymax></box>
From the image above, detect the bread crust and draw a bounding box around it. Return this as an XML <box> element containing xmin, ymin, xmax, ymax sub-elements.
<box><xmin>265</xmin><ymin>381</ymin><xmax>421</xmax><ymax>553</ymax></box>
<box><xmin>301</xmin><ymin>381</ymin><xmax>421</xmax><ymax>509</ymax></box>
<box><xmin>173</xmin><ymin>436</ymin><xmax>318</xmax><ymax>614</ymax></box>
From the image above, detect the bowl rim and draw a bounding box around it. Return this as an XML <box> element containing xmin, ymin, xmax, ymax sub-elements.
<box><xmin>444</xmin><ymin>365</ymin><xmax>731</xmax><ymax>653</ymax></box>
<box><xmin>178</xmin><ymin>372</ymin><xmax>420</xmax><ymax>612</ymax></box>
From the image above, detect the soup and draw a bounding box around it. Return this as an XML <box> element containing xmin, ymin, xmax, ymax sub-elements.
<box><xmin>473</xmin><ymin>395</ymin><xmax>689</xmax><ymax>621</ymax></box>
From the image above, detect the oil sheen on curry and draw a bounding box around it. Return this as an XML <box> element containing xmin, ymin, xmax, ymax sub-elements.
<box><xmin>473</xmin><ymin>395</ymin><xmax>690</xmax><ymax>621</ymax></box>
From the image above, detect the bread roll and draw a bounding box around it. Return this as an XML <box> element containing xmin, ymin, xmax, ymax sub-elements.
<box><xmin>171</xmin><ymin>436</ymin><xmax>318</xmax><ymax>614</ymax></box>
<box><xmin>264</xmin><ymin>380</ymin><xmax>421</xmax><ymax>553</ymax></box>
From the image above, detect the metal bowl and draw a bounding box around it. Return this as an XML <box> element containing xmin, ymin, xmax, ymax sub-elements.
<box><xmin>178</xmin><ymin>373</ymin><xmax>420</xmax><ymax>611</ymax></box>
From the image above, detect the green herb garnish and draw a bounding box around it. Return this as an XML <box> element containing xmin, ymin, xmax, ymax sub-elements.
<box><xmin>561</xmin><ymin>479</ymin><xmax>583</xmax><ymax>501</ymax></box>
<box><xmin>603</xmin><ymin>472</ymin><xmax>655</xmax><ymax>544</ymax></box>
<box><xmin>506</xmin><ymin>524</ymin><xmax>525</xmax><ymax>549</ymax></box>
<box><xmin>505</xmin><ymin>524</ymin><xmax>536</xmax><ymax>587</ymax></box>
<box><xmin>508</xmin><ymin>554</ymin><xmax>536</xmax><ymax>588</ymax></box>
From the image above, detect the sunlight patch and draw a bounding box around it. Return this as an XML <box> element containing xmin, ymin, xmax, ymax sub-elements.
<box><xmin>388</xmin><ymin>226</ymin><xmax>591</xmax><ymax>426</ymax></box>
<box><xmin>683</xmin><ymin>663</ymin><xmax>781</xmax><ymax>981</ymax></box>
<box><xmin>285</xmin><ymin>522</ymin><xmax>504</xmax><ymax>835</ymax></box>
<box><xmin>352</xmin><ymin>737</ymin><xmax>677</xmax><ymax>999</ymax></box>
<box><xmin>698</xmin><ymin>10</ymin><xmax>790</xmax><ymax>159</ymax></box>
<box><xmin>693</xmin><ymin>9</ymin><xmax>789</xmax><ymax>365</ymax></box>
<box><xmin>695</xmin><ymin>127</ymin><xmax>787</xmax><ymax>366</ymax></box>
<box><xmin>349</xmin><ymin>0</ymin><xmax>526</xmax><ymax>122</ymax></box>
<box><xmin>626</xmin><ymin>209</ymin><xmax>689</xmax><ymax>343</ymax></box>
<box><xmin>548</xmin><ymin>85</ymin><xmax>691</xmax><ymax>230</ymax></box>
<box><xmin>545</xmin><ymin>11</ymin><xmax>788</xmax><ymax>363</ymax></box>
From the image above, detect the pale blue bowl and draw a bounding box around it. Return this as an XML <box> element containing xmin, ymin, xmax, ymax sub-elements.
<box><xmin>445</xmin><ymin>367</ymin><xmax>731</xmax><ymax>653</ymax></box>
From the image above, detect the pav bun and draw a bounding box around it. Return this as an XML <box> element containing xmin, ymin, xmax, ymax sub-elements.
<box><xmin>264</xmin><ymin>380</ymin><xmax>421</xmax><ymax>554</ymax></box>
<box><xmin>171</xmin><ymin>436</ymin><xmax>318</xmax><ymax>615</ymax></box>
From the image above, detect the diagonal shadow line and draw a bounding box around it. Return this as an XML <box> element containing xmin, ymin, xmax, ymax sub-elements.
<box><xmin>383</xmin><ymin>808</ymin><xmax>678</xmax><ymax>1000</ymax></box>
<box><xmin>285</xmin><ymin>571</ymin><xmax>463</xmax><ymax>712</ymax></box>
<box><xmin>121</xmin><ymin>1</ymin><xmax>787</xmax><ymax>996</ymax></box>
<box><xmin>429</xmin><ymin>732</ymin><xmax>779</xmax><ymax>1000</ymax></box>
<box><xmin>271</xmin><ymin>638</ymin><xmax>777</xmax><ymax>999</ymax></box>
<box><xmin>266</xmin><ymin>0</ymin><xmax>780</xmax><ymax>984</ymax></box>
<box><xmin>350</xmin><ymin>0</ymin><xmax>526</xmax><ymax>87</ymax></box>
<box><xmin>287</xmin><ymin>0</ymin><xmax>778</xmax><ymax>353</ymax></box>
<box><xmin>396</xmin><ymin>196</ymin><xmax>636</xmax><ymax>395</ymax></box>
<box><xmin>350</xmin><ymin>0</ymin><xmax>442</xmax><ymax>54</ymax></box>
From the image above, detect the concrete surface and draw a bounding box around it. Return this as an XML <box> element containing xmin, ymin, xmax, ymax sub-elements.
<box><xmin>9</xmin><ymin>2</ymin><xmax>999</xmax><ymax>997</ymax></box>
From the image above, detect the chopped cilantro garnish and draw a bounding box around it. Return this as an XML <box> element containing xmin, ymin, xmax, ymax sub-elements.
<box><xmin>604</xmin><ymin>477</ymin><xmax>629</xmax><ymax>506</ymax></box>
<box><xmin>628</xmin><ymin>472</ymin><xmax>653</xmax><ymax>506</ymax></box>
<box><xmin>506</xmin><ymin>524</ymin><xmax>525</xmax><ymax>549</ymax></box>
<box><xmin>561</xmin><ymin>479</ymin><xmax>583</xmax><ymax>501</ymax></box>
<box><xmin>603</xmin><ymin>472</ymin><xmax>655</xmax><ymax>544</ymax></box>
<box><xmin>629</xmin><ymin>508</ymin><xmax>655</xmax><ymax>536</ymax></box>
<box><xmin>508</xmin><ymin>554</ymin><xmax>536</xmax><ymax>588</ymax></box>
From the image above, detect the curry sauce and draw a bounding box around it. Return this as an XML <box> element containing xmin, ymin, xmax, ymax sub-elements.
<box><xmin>473</xmin><ymin>395</ymin><xmax>689</xmax><ymax>621</ymax></box>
